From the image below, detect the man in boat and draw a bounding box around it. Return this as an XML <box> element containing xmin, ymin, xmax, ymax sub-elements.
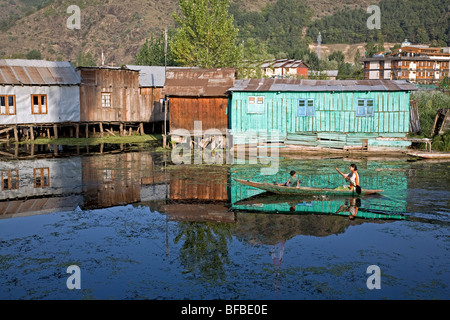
<box><xmin>335</xmin><ymin>164</ymin><xmax>360</xmax><ymax>191</ymax></box>
<box><xmin>278</xmin><ymin>170</ymin><xmax>301</xmax><ymax>188</ymax></box>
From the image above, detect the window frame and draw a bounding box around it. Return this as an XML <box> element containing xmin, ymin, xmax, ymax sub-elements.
<box><xmin>0</xmin><ymin>95</ymin><xmax>16</xmax><ymax>115</ymax></box>
<box><xmin>247</xmin><ymin>96</ymin><xmax>265</xmax><ymax>114</ymax></box>
<box><xmin>101</xmin><ymin>92</ymin><xmax>112</xmax><ymax>108</ymax></box>
<box><xmin>1</xmin><ymin>169</ymin><xmax>19</xmax><ymax>190</ymax></box>
<box><xmin>297</xmin><ymin>99</ymin><xmax>315</xmax><ymax>117</ymax></box>
<box><xmin>34</xmin><ymin>167</ymin><xmax>50</xmax><ymax>188</ymax></box>
<box><xmin>356</xmin><ymin>99</ymin><xmax>375</xmax><ymax>117</ymax></box>
<box><xmin>31</xmin><ymin>94</ymin><xmax>48</xmax><ymax>115</ymax></box>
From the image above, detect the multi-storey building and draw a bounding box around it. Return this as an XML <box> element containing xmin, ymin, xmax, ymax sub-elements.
<box><xmin>362</xmin><ymin>45</ymin><xmax>450</xmax><ymax>84</ymax></box>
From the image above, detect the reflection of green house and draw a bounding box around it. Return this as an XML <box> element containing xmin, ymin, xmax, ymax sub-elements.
<box><xmin>227</xmin><ymin>79</ymin><xmax>417</xmax><ymax>151</ymax></box>
<box><xmin>230</xmin><ymin>161</ymin><xmax>408</xmax><ymax>216</ymax></box>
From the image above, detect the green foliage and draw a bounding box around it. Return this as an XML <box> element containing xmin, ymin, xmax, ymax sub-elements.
<box><xmin>306</xmin><ymin>0</ymin><xmax>449</xmax><ymax>45</ymax></box>
<box><xmin>237</xmin><ymin>38</ymin><xmax>274</xmax><ymax>79</ymax></box>
<box><xmin>25</xmin><ymin>49</ymin><xmax>41</xmax><ymax>60</ymax></box>
<box><xmin>171</xmin><ymin>0</ymin><xmax>242</xmax><ymax>68</ymax></box>
<box><xmin>74</xmin><ymin>52</ymin><xmax>96</xmax><ymax>67</ymax></box>
<box><xmin>412</xmin><ymin>91</ymin><xmax>450</xmax><ymax>137</ymax></box>
<box><xmin>135</xmin><ymin>31</ymin><xmax>178</xmax><ymax>66</ymax></box>
<box><xmin>432</xmin><ymin>132</ymin><xmax>450</xmax><ymax>152</ymax></box>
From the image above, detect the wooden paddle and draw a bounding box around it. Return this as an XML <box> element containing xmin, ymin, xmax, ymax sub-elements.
<box><xmin>335</xmin><ymin>168</ymin><xmax>362</xmax><ymax>195</ymax></box>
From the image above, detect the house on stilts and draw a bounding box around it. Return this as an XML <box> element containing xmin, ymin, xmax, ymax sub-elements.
<box><xmin>227</xmin><ymin>79</ymin><xmax>418</xmax><ymax>152</ymax></box>
<box><xmin>0</xmin><ymin>59</ymin><xmax>81</xmax><ymax>141</ymax></box>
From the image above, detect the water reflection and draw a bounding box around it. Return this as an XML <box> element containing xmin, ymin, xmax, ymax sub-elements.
<box><xmin>1</xmin><ymin>148</ymin><xmax>449</xmax><ymax>299</ymax></box>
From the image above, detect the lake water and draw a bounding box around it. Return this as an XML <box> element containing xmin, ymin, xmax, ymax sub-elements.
<box><xmin>0</xmin><ymin>145</ymin><xmax>449</xmax><ymax>300</ymax></box>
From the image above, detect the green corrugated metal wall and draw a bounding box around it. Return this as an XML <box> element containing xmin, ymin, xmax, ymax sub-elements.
<box><xmin>229</xmin><ymin>91</ymin><xmax>411</xmax><ymax>137</ymax></box>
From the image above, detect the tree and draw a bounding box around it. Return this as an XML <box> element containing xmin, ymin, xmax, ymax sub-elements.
<box><xmin>135</xmin><ymin>31</ymin><xmax>178</xmax><ymax>66</ymax></box>
<box><xmin>75</xmin><ymin>52</ymin><xmax>96</xmax><ymax>67</ymax></box>
<box><xmin>26</xmin><ymin>49</ymin><xmax>42</xmax><ymax>60</ymax></box>
<box><xmin>171</xmin><ymin>0</ymin><xmax>242</xmax><ymax>68</ymax></box>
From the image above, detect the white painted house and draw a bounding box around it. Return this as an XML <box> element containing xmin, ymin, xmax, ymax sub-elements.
<box><xmin>0</xmin><ymin>59</ymin><xmax>81</xmax><ymax>127</ymax></box>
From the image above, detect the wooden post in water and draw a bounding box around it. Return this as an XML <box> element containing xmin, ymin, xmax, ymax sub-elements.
<box><xmin>29</xmin><ymin>126</ymin><xmax>34</xmax><ymax>141</ymax></box>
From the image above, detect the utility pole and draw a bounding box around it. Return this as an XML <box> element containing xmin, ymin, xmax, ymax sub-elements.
<box><xmin>163</xmin><ymin>28</ymin><xmax>168</xmax><ymax>149</ymax></box>
<box><xmin>317</xmin><ymin>32</ymin><xmax>322</xmax><ymax>60</ymax></box>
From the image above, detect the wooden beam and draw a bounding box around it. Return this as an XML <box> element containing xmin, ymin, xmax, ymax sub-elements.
<box><xmin>29</xmin><ymin>126</ymin><xmax>34</xmax><ymax>141</ymax></box>
<box><xmin>105</xmin><ymin>128</ymin><xmax>116</xmax><ymax>136</ymax></box>
<box><xmin>0</xmin><ymin>126</ymin><xmax>14</xmax><ymax>135</ymax></box>
<box><xmin>99</xmin><ymin>122</ymin><xmax>104</xmax><ymax>138</ymax></box>
<box><xmin>140</xmin><ymin>123</ymin><xmax>144</xmax><ymax>136</ymax></box>
<box><xmin>13</xmin><ymin>126</ymin><xmax>18</xmax><ymax>142</ymax></box>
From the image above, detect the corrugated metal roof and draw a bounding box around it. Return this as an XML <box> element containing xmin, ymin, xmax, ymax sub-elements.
<box><xmin>261</xmin><ymin>59</ymin><xmax>309</xmax><ymax>69</ymax></box>
<box><xmin>164</xmin><ymin>68</ymin><xmax>236</xmax><ymax>97</ymax></box>
<box><xmin>229</xmin><ymin>79</ymin><xmax>418</xmax><ymax>92</ymax></box>
<box><xmin>0</xmin><ymin>59</ymin><xmax>81</xmax><ymax>85</ymax></box>
<box><xmin>126</xmin><ymin>65</ymin><xmax>166</xmax><ymax>87</ymax></box>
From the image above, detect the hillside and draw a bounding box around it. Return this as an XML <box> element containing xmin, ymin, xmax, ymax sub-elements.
<box><xmin>0</xmin><ymin>0</ymin><xmax>382</xmax><ymax>66</ymax></box>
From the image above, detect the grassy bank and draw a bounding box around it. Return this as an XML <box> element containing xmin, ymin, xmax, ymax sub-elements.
<box><xmin>16</xmin><ymin>134</ymin><xmax>163</xmax><ymax>146</ymax></box>
<box><xmin>411</xmin><ymin>91</ymin><xmax>450</xmax><ymax>152</ymax></box>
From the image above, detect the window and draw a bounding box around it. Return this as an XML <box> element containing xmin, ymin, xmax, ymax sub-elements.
<box><xmin>247</xmin><ymin>96</ymin><xmax>264</xmax><ymax>114</ymax></box>
<box><xmin>1</xmin><ymin>170</ymin><xmax>19</xmax><ymax>190</ymax></box>
<box><xmin>356</xmin><ymin>99</ymin><xmax>374</xmax><ymax>117</ymax></box>
<box><xmin>102</xmin><ymin>92</ymin><xmax>112</xmax><ymax>108</ymax></box>
<box><xmin>0</xmin><ymin>95</ymin><xmax>15</xmax><ymax>115</ymax></box>
<box><xmin>31</xmin><ymin>94</ymin><xmax>47</xmax><ymax>114</ymax></box>
<box><xmin>298</xmin><ymin>99</ymin><xmax>315</xmax><ymax>117</ymax></box>
<box><xmin>34</xmin><ymin>168</ymin><xmax>50</xmax><ymax>188</ymax></box>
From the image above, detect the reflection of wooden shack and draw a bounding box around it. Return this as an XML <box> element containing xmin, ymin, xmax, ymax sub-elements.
<box><xmin>0</xmin><ymin>157</ymin><xmax>83</xmax><ymax>219</ymax></box>
<box><xmin>0</xmin><ymin>157</ymin><xmax>82</xmax><ymax>201</ymax></box>
<box><xmin>0</xmin><ymin>59</ymin><xmax>81</xmax><ymax>141</ymax></box>
<box><xmin>161</xmin><ymin>166</ymin><xmax>233</xmax><ymax>223</ymax></box>
<box><xmin>78</xmin><ymin>66</ymin><xmax>147</xmax><ymax>136</ymax></box>
<box><xmin>81</xmin><ymin>152</ymin><xmax>166</xmax><ymax>209</ymax></box>
<box><xmin>164</xmin><ymin>68</ymin><xmax>236</xmax><ymax>146</ymax></box>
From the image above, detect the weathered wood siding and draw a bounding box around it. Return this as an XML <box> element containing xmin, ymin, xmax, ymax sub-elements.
<box><xmin>230</xmin><ymin>91</ymin><xmax>412</xmax><ymax>138</ymax></box>
<box><xmin>79</xmin><ymin>68</ymin><xmax>142</xmax><ymax>123</ymax></box>
<box><xmin>169</xmin><ymin>97</ymin><xmax>228</xmax><ymax>133</ymax></box>
<box><xmin>139</xmin><ymin>87</ymin><xmax>165</xmax><ymax>122</ymax></box>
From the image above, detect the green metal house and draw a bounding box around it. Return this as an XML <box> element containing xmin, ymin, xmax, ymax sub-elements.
<box><xmin>228</xmin><ymin>79</ymin><xmax>417</xmax><ymax>151</ymax></box>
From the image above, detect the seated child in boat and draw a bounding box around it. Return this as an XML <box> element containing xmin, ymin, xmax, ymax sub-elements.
<box><xmin>278</xmin><ymin>170</ymin><xmax>301</xmax><ymax>188</ymax></box>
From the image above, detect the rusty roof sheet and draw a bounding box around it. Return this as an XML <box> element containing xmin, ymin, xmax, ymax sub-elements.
<box><xmin>0</xmin><ymin>59</ymin><xmax>81</xmax><ymax>85</ymax></box>
<box><xmin>164</xmin><ymin>68</ymin><xmax>236</xmax><ymax>97</ymax></box>
<box><xmin>229</xmin><ymin>79</ymin><xmax>417</xmax><ymax>92</ymax></box>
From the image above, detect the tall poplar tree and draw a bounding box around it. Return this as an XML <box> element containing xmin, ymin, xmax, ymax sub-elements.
<box><xmin>171</xmin><ymin>0</ymin><xmax>242</xmax><ymax>68</ymax></box>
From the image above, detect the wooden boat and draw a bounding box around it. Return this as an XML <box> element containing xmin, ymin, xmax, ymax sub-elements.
<box><xmin>234</xmin><ymin>179</ymin><xmax>384</xmax><ymax>196</ymax></box>
<box><xmin>407</xmin><ymin>151</ymin><xmax>450</xmax><ymax>159</ymax></box>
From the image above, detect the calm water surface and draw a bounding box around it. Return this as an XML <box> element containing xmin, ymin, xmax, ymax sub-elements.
<box><xmin>0</xmin><ymin>146</ymin><xmax>449</xmax><ymax>300</ymax></box>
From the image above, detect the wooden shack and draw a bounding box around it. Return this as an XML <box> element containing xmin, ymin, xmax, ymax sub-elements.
<box><xmin>0</xmin><ymin>59</ymin><xmax>81</xmax><ymax>141</ymax></box>
<box><xmin>78</xmin><ymin>66</ymin><xmax>148</xmax><ymax>136</ymax></box>
<box><xmin>228</xmin><ymin>79</ymin><xmax>418</xmax><ymax>152</ymax></box>
<box><xmin>164</xmin><ymin>68</ymin><xmax>236</xmax><ymax>142</ymax></box>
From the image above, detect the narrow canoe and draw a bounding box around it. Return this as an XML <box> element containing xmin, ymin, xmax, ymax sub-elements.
<box><xmin>407</xmin><ymin>151</ymin><xmax>450</xmax><ymax>159</ymax></box>
<box><xmin>234</xmin><ymin>179</ymin><xmax>384</xmax><ymax>196</ymax></box>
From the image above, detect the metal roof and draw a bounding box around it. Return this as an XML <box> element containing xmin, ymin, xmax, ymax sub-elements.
<box><xmin>125</xmin><ymin>65</ymin><xmax>166</xmax><ymax>87</ymax></box>
<box><xmin>261</xmin><ymin>59</ymin><xmax>309</xmax><ymax>69</ymax></box>
<box><xmin>0</xmin><ymin>59</ymin><xmax>81</xmax><ymax>85</ymax></box>
<box><xmin>228</xmin><ymin>79</ymin><xmax>418</xmax><ymax>92</ymax></box>
<box><xmin>164</xmin><ymin>68</ymin><xmax>236</xmax><ymax>97</ymax></box>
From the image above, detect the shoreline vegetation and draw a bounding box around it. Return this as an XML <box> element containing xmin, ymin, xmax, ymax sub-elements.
<box><xmin>13</xmin><ymin>134</ymin><xmax>163</xmax><ymax>147</ymax></box>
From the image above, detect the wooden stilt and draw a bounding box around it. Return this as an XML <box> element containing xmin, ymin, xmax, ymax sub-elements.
<box><xmin>85</xmin><ymin>124</ymin><xmax>89</xmax><ymax>138</ymax></box>
<box><xmin>100</xmin><ymin>122</ymin><xmax>104</xmax><ymax>138</ymax></box>
<box><xmin>75</xmin><ymin>124</ymin><xmax>79</xmax><ymax>139</ymax></box>
<box><xmin>53</xmin><ymin>124</ymin><xmax>58</xmax><ymax>140</ymax></box>
<box><xmin>14</xmin><ymin>126</ymin><xmax>18</xmax><ymax>142</ymax></box>
<box><xmin>46</xmin><ymin>128</ymin><xmax>50</xmax><ymax>138</ymax></box>
<box><xmin>140</xmin><ymin>123</ymin><xmax>145</xmax><ymax>136</ymax></box>
<box><xmin>69</xmin><ymin>127</ymin><xmax>74</xmax><ymax>138</ymax></box>
<box><xmin>29</xmin><ymin>126</ymin><xmax>34</xmax><ymax>141</ymax></box>
<box><xmin>120</xmin><ymin>123</ymin><xmax>124</xmax><ymax>136</ymax></box>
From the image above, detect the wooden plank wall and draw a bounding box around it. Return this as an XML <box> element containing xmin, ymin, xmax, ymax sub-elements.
<box><xmin>139</xmin><ymin>87</ymin><xmax>165</xmax><ymax>122</ymax></box>
<box><xmin>231</xmin><ymin>91</ymin><xmax>411</xmax><ymax>137</ymax></box>
<box><xmin>79</xmin><ymin>68</ymin><xmax>142</xmax><ymax>123</ymax></box>
<box><xmin>169</xmin><ymin>97</ymin><xmax>228</xmax><ymax>133</ymax></box>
